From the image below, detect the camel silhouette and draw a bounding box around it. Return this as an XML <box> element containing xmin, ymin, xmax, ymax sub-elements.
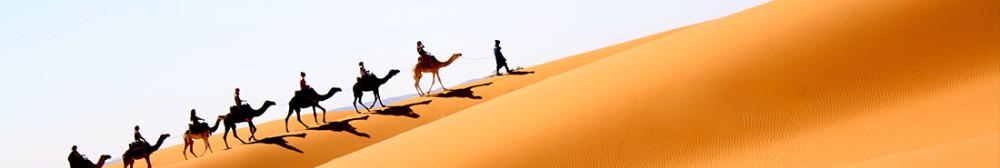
<box><xmin>353</xmin><ymin>69</ymin><xmax>401</xmax><ymax>113</ymax></box>
<box><xmin>122</xmin><ymin>133</ymin><xmax>170</xmax><ymax>168</ymax></box>
<box><xmin>221</xmin><ymin>100</ymin><xmax>276</xmax><ymax>149</ymax></box>
<box><xmin>414</xmin><ymin>53</ymin><xmax>462</xmax><ymax>96</ymax></box>
<box><xmin>286</xmin><ymin>87</ymin><xmax>342</xmax><ymax>132</ymax></box>
<box><xmin>182</xmin><ymin>116</ymin><xmax>224</xmax><ymax>160</ymax></box>
<box><xmin>68</xmin><ymin>146</ymin><xmax>111</xmax><ymax>168</ymax></box>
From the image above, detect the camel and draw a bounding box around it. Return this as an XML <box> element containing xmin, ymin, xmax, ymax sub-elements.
<box><xmin>220</xmin><ymin>100</ymin><xmax>276</xmax><ymax>149</ymax></box>
<box><xmin>286</xmin><ymin>87</ymin><xmax>342</xmax><ymax>132</ymax></box>
<box><xmin>353</xmin><ymin>69</ymin><xmax>401</xmax><ymax>113</ymax></box>
<box><xmin>414</xmin><ymin>53</ymin><xmax>462</xmax><ymax>96</ymax></box>
<box><xmin>68</xmin><ymin>150</ymin><xmax>111</xmax><ymax>168</ymax></box>
<box><xmin>122</xmin><ymin>134</ymin><xmax>170</xmax><ymax>168</ymax></box>
<box><xmin>182</xmin><ymin>116</ymin><xmax>224</xmax><ymax>160</ymax></box>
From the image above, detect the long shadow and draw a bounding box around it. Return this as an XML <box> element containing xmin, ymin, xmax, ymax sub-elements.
<box><xmin>368</xmin><ymin>100</ymin><xmax>432</xmax><ymax>118</ymax></box>
<box><xmin>249</xmin><ymin>133</ymin><xmax>307</xmax><ymax>153</ymax></box>
<box><xmin>432</xmin><ymin>82</ymin><xmax>493</xmax><ymax>99</ymax></box>
<box><xmin>307</xmin><ymin>115</ymin><xmax>372</xmax><ymax>138</ymax></box>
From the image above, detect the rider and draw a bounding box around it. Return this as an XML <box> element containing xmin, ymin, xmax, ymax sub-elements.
<box><xmin>189</xmin><ymin>109</ymin><xmax>205</xmax><ymax>131</ymax></box>
<box><xmin>299</xmin><ymin>72</ymin><xmax>310</xmax><ymax>91</ymax></box>
<box><xmin>68</xmin><ymin>145</ymin><xmax>84</xmax><ymax>166</ymax></box>
<box><xmin>133</xmin><ymin>125</ymin><xmax>146</xmax><ymax>144</ymax></box>
<box><xmin>417</xmin><ymin>41</ymin><xmax>435</xmax><ymax>68</ymax></box>
<box><xmin>359</xmin><ymin>62</ymin><xmax>371</xmax><ymax>78</ymax></box>
<box><xmin>234</xmin><ymin>88</ymin><xmax>245</xmax><ymax>106</ymax></box>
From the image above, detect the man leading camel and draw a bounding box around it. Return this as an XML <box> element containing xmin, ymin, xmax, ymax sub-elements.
<box><xmin>494</xmin><ymin>40</ymin><xmax>513</xmax><ymax>76</ymax></box>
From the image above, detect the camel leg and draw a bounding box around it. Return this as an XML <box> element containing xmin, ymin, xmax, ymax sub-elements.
<box><xmin>231</xmin><ymin>126</ymin><xmax>247</xmax><ymax>144</ymax></box>
<box><xmin>353</xmin><ymin>96</ymin><xmax>362</xmax><ymax>113</ymax></box>
<box><xmin>294</xmin><ymin>108</ymin><xmax>309</xmax><ymax>129</ymax></box>
<box><xmin>145</xmin><ymin>157</ymin><xmax>151</xmax><ymax>168</ymax></box>
<box><xmin>374</xmin><ymin>89</ymin><xmax>386</xmax><ymax>107</ymax></box>
<box><xmin>311</xmin><ymin>106</ymin><xmax>319</xmax><ymax>125</ymax></box>
<box><xmin>316</xmin><ymin>104</ymin><xmax>328</xmax><ymax>123</ymax></box>
<box><xmin>285</xmin><ymin>108</ymin><xmax>294</xmax><ymax>132</ymax></box>
<box><xmin>184</xmin><ymin>137</ymin><xmax>194</xmax><ymax>159</ymax></box>
<box><xmin>414</xmin><ymin>71</ymin><xmax>425</xmax><ymax>96</ymax></box>
<box><xmin>222</xmin><ymin>126</ymin><xmax>232</xmax><ymax>149</ymax></box>
<box><xmin>427</xmin><ymin>73</ymin><xmax>437</xmax><ymax>95</ymax></box>
<box><xmin>436</xmin><ymin>72</ymin><xmax>448</xmax><ymax>91</ymax></box>
<box><xmin>248</xmin><ymin>120</ymin><xmax>258</xmax><ymax>141</ymax></box>
<box><xmin>202</xmin><ymin>137</ymin><xmax>212</xmax><ymax>155</ymax></box>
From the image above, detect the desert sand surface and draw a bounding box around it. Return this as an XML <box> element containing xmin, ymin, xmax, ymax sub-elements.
<box><xmin>321</xmin><ymin>0</ymin><xmax>999</xmax><ymax>167</ymax></box>
<box><xmin>102</xmin><ymin>21</ymin><xmax>687</xmax><ymax>168</ymax></box>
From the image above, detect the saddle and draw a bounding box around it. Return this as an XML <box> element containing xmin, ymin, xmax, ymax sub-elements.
<box><xmin>128</xmin><ymin>141</ymin><xmax>149</xmax><ymax>152</ymax></box>
<box><xmin>188</xmin><ymin>122</ymin><xmax>210</xmax><ymax>134</ymax></box>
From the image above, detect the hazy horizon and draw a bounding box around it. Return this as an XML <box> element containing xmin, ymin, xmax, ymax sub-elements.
<box><xmin>0</xmin><ymin>0</ymin><xmax>768</xmax><ymax>167</ymax></box>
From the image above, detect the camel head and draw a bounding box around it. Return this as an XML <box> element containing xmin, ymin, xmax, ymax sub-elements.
<box><xmin>329</xmin><ymin>87</ymin><xmax>343</xmax><ymax>94</ymax></box>
<box><xmin>99</xmin><ymin>154</ymin><xmax>112</xmax><ymax>160</ymax></box>
<box><xmin>264</xmin><ymin>100</ymin><xmax>277</xmax><ymax>107</ymax></box>
<box><xmin>158</xmin><ymin>133</ymin><xmax>171</xmax><ymax>140</ymax></box>
<box><xmin>442</xmin><ymin>53</ymin><xmax>462</xmax><ymax>67</ymax></box>
<box><xmin>388</xmin><ymin>69</ymin><xmax>401</xmax><ymax>76</ymax></box>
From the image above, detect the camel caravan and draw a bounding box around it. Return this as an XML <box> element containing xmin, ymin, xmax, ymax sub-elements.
<box><xmin>68</xmin><ymin>40</ymin><xmax>524</xmax><ymax>168</ymax></box>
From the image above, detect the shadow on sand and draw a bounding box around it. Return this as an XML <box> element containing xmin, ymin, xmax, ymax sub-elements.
<box><xmin>307</xmin><ymin>115</ymin><xmax>371</xmax><ymax>138</ymax></box>
<box><xmin>249</xmin><ymin>133</ymin><xmax>307</xmax><ymax>153</ymax></box>
<box><xmin>505</xmin><ymin>70</ymin><xmax>535</xmax><ymax>76</ymax></box>
<box><xmin>432</xmin><ymin>82</ymin><xmax>493</xmax><ymax>99</ymax></box>
<box><xmin>368</xmin><ymin>100</ymin><xmax>432</xmax><ymax>118</ymax></box>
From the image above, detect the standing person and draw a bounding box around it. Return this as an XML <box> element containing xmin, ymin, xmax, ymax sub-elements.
<box><xmin>494</xmin><ymin>40</ymin><xmax>512</xmax><ymax>75</ymax></box>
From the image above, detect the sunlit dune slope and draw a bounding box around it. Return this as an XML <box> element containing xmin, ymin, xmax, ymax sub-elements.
<box><xmin>103</xmin><ymin>23</ymin><xmax>690</xmax><ymax>168</ymax></box>
<box><xmin>323</xmin><ymin>0</ymin><xmax>999</xmax><ymax>167</ymax></box>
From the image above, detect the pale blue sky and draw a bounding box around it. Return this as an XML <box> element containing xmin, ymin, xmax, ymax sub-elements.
<box><xmin>0</xmin><ymin>0</ymin><xmax>767</xmax><ymax>166</ymax></box>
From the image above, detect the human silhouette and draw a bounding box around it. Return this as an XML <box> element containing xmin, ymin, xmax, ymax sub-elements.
<box><xmin>189</xmin><ymin>109</ymin><xmax>204</xmax><ymax>128</ymax></box>
<box><xmin>494</xmin><ymin>40</ymin><xmax>512</xmax><ymax>75</ymax></box>
<box><xmin>133</xmin><ymin>125</ymin><xmax>146</xmax><ymax>144</ymax></box>
<box><xmin>359</xmin><ymin>62</ymin><xmax>371</xmax><ymax>77</ymax></box>
<box><xmin>300</xmin><ymin>72</ymin><xmax>310</xmax><ymax>91</ymax></box>
<box><xmin>417</xmin><ymin>41</ymin><xmax>435</xmax><ymax>68</ymax></box>
<box><xmin>68</xmin><ymin>145</ymin><xmax>112</xmax><ymax>168</ymax></box>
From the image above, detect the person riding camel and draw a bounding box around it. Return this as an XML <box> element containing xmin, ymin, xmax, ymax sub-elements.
<box><xmin>300</xmin><ymin>72</ymin><xmax>310</xmax><ymax>91</ymax></box>
<box><xmin>133</xmin><ymin>125</ymin><xmax>146</xmax><ymax>144</ymax></box>
<box><xmin>359</xmin><ymin>62</ymin><xmax>372</xmax><ymax>78</ymax></box>
<box><xmin>68</xmin><ymin>145</ymin><xmax>85</xmax><ymax>167</ymax></box>
<box><xmin>189</xmin><ymin>109</ymin><xmax>205</xmax><ymax>132</ymax></box>
<box><xmin>417</xmin><ymin>41</ymin><xmax>436</xmax><ymax>68</ymax></box>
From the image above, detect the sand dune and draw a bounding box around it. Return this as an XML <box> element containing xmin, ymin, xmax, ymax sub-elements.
<box><xmin>321</xmin><ymin>0</ymin><xmax>999</xmax><ymax>167</ymax></box>
<box><xmin>102</xmin><ymin>22</ymin><xmax>687</xmax><ymax>168</ymax></box>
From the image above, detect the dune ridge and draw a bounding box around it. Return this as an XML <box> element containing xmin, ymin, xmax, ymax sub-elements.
<box><xmin>322</xmin><ymin>0</ymin><xmax>998</xmax><ymax>167</ymax></box>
